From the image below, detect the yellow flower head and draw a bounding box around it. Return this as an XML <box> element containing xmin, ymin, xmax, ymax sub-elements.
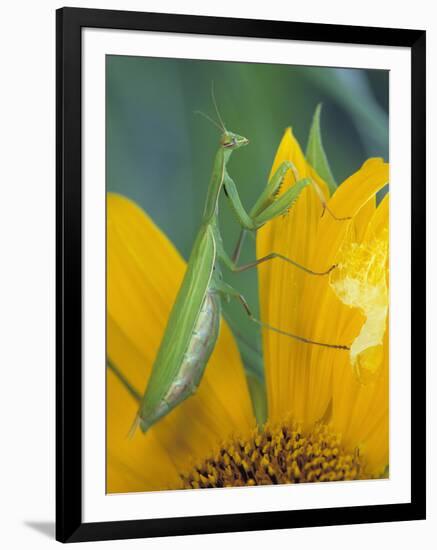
<box><xmin>106</xmin><ymin>127</ymin><xmax>390</xmax><ymax>492</ymax></box>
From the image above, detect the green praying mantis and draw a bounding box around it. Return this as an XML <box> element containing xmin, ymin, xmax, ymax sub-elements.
<box><xmin>128</xmin><ymin>103</ymin><xmax>350</xmax><ymax>435</ymax></box>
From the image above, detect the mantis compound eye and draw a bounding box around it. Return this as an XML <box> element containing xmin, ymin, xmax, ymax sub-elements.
<box><xmin>222</xmin><ymin>138</ymin><xmax>236</xmax><ymax>148</ymax></box>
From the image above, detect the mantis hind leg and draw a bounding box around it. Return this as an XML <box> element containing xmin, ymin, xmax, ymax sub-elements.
<box><xmin>214</xmin><ymin>280</ymin><xmax>350</xmax><ymax>351</ymax></box>
<box><xmin>232</xmin><ymin>251</ymin><xmax>336</xmax><ymax>276</ymax></box>
<box><xmin>224</xmin><ymin>238</ymin><xmax>336</xmax><ymax>276</ymax></box>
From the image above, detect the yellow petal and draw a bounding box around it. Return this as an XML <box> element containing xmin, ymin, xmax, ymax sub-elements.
<box><xmin>107</xmin><ymin>193</ymin><xmax>255</xmax><ymax>492</ymax></box>
<box><xmin>257</xmin><ymin>128</ymin><xmax>329</xmax><ymax>424</ymax></box>
<box><xmin>331</xmin><ymin>193</ymin><xmax>389</xmax><ymax>382</ymax></box>
<box><xmin>330</xmin><ymin>197</ymin><xmax>389</xmax><ymax>475</ymax></box>
<box><xmin>107</xmin><ymin>344</ymin><xmax>181</xmax><ymax>492</ymax></box>
<box><xmin>330</xmin><ymin>328</ymin><xmax>389</xmax><ymax>476</ymax></box>
<box><xmin>313</xmin><ymin>159</ymin><xmax>389</xmax><ymax>269</ymax></box>
<box><xmin>351</xmin><ymin>195</ymin><xmax>376</xmax><ymax>243</ymax></box>
<box><xmin>258</xmin><ymin>144</ymin><xmax>389</xmax><ymax>428</ymax></box>
<box><xmin>291</xmin><ymin>159</ymin><xmax>388</xmax><ymax>414</ymax></box>
<box><xmin>330</xmin><ymin>229</ymin><xmax>388</xmax><ymax>381</ymax></box>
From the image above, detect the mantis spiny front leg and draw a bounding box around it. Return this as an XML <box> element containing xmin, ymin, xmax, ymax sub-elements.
<box><xmin>217</xmin><ymin>162</ymin><xmax>339</xmax><ymax>276</ymax></box>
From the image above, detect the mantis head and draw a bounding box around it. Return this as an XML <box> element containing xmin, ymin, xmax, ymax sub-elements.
<box><xmin>195</xmin><ymin>85</ymin><xmax>249</xmax><ymax>150</ymax></box>
<box><xmin>220</xmin><ymin>131</ymin><xmax>249</xmax><ymax>150</ymax></box>
<box><xmin>204</xmin><ymin>83</ymin><xmax>249</xmax><ymax>150</ymax></box>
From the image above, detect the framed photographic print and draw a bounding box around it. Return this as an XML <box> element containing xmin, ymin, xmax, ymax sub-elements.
<box><xmin>56</xmin><ymin>7</ymin><xmax>426</xmax><ymax>543</ymax></box>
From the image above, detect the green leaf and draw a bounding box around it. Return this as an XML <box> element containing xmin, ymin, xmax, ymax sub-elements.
<box><xmin>107</xmin><ymin>360</ymin><xmax>141</xmax><ymax>403</ymax></box>
<box><xmin>246</xmin><ymin>373</ymin><xmax>267</xmax><ymax>427</ymax></box>
<box><xmin>306</xmin><ymin>104</ymin><xmax>337</xmax><ymax>196</ymax></box>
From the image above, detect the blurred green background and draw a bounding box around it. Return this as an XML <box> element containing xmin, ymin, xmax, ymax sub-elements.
<box><xmin>106</xmin><ymin>56</ymin><xmax>388</xmax><ymax>421</ymax></box>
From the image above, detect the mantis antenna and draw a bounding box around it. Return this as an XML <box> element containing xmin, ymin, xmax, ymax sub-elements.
<box><xmin>194</xmin><ymin>83</ymin><xmax>229</xmax><ymax>134</ymax></box>
<box><xmin>194</xmin><ymin>110</ymin><xmax>223</xmax><ymax>131</ymax></box>
<box><xmin>211</xmin><ymin>81</ymin><xmax>226</xmax><ymax>132</ymax></box>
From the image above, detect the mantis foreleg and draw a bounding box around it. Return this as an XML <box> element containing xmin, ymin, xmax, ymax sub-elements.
<box><xmin>249</xmin><ymin>160</ymin><xmax>299</xmax><ymax>218</ymax></box>
<box><xmin>223</xmin><ymin>171</ymin><xmax>310</xmax><ymax>230</ymax></box>
<box><xmin>224</xmin><ymin>159</ymin><xmax>351</xmax><ymax>273</ymax></box>
<box><xmin>222</xmin><ymin>183</ymin><xmax>335</xmax><ymax>276</ymax></box>
<box><xmin>225</xmin><ymin>159</ymin><xmax>351</xmax><ymax>236</ymax></box>
<box><xmin>310</xmin><ymin>178</ymin><xmax>351</xmax><ymax>221</ymax></box>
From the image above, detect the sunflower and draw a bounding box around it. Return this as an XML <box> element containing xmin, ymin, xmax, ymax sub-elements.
<box><xmin>107</xmin><ymin>127</ymin><xmax>389</xmax><ymax>493</ymax></box>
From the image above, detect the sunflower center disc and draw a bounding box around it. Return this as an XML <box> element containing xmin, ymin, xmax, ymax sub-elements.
<box><xmin>180</xmin><ymin>422</ymin><xmax>367</xmax><ymax>489</ymax></box>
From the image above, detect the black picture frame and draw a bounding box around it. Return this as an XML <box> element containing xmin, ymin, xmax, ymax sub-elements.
<box><xmin>56</xmin><ymin>6</ymin><xmax>426</xmax><ymax>543</ymax></box>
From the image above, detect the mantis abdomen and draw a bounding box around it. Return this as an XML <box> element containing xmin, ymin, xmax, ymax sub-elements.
<box><xmin>164</xmin><ymin>291</ymin><xmax>221</xmax><ymax>404</ymax></box>
<box><xmin>138</xmin><ymin>282</ymin><xmax>221</xmax><ymax>433</ymax></box>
